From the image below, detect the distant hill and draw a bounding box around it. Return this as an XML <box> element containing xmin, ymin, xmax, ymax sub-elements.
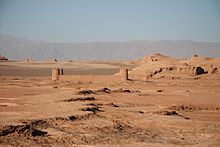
<box><xmin>0</xmin><ymin>35</ymin><xmax>220</xmax><ymax>61</ymax></box>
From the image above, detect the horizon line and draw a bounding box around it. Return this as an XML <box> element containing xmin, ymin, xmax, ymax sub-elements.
<box><xmin>1</xmin><ymin>34</ymin><xmax>220</xmax><ymax>44</ymax></box>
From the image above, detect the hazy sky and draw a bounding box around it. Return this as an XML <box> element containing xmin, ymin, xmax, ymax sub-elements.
<box><xmin>0</xmin><ymin>0</ymin><xmax>219</xmax><ymax>42</ymax></box>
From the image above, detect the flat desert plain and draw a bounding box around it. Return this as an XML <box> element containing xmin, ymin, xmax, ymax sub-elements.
<box><xmin>0</xmin><ymin>53</ymin><xmax>220</xmax><ymax>146</ymax></box>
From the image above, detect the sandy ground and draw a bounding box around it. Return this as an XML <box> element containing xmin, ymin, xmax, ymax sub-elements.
<box><xmin>0</xmin><ymin>61</ymin><xmax>120</xmax><ymax>76</ymax></box>
<box><xmin>0</xmin><ymin>57</ymin><xmax>220</xmax><ymax>146</ymax></box>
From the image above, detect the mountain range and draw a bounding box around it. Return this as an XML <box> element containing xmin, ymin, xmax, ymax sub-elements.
<box><xmin>0</xmin><ymin>35</ymin><xmax>220</xmax><ymax>61</ymax></box>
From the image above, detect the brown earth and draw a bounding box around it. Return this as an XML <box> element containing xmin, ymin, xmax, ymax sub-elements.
<box><xmin>0</xmin><ymin>53</ymin><xmax>220</xmax><ymax>146</ymax></box>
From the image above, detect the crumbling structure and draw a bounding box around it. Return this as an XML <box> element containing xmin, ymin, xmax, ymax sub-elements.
<box><xmin>52</xmin><ymin>68</ymin><xmax>59</xmax><ymax>81</ymax></box>
<box><xmin>120</xmin><ymin>67</ymin><xmax>128</xmax><ymax>81</ymax></box>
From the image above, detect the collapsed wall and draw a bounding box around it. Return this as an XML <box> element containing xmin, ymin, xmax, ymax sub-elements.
<box><xmin>129</xmin><ymin>53</ymin><xmax>219</xmax><ymax>80</ymax></box>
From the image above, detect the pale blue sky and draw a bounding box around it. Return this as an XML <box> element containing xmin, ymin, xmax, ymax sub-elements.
<box><xmin>0</xmin><ymin>0</ymin><xmax>219</xmax><ymax>42</ymax></box>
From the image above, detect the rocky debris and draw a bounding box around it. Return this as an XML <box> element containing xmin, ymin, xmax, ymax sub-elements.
<box><xmin>112</xmin><ymin>88</ymin><xmax>131</xmax><ymax>93</ymax></box>
<box><xmin>0</xmin><ymin>120</ymin><xmax>48</xmax><ymax>137</ymax></box>
<box><xmin>168</xmin><ymin>105</ymin><xmax>220</xmax><ymax>112</ymax></box>
<box><xmin>112</xmin><ymin>88</ymin><xmax>140</xmax><ymax>93</ymax></box>
<box><xmin>78</xmin><ymin>88</ymin><xmax>140</xmax><ymax>95</ymax></box>
<box><xmin>155</xmin><ymin>68</ymin><xmax>163</xmax><ymax>74</ymax></box>
<box><xmin>80</xmin><ymin>106</ymin><xmax>103</xmax><ymax>113</ymax></box>
<box><xmin>146</xmin><ymin>66</ymin><xmax>180</xmax><ymax>79</ymax></box>
<box><xmin>78</xmin><ymin>89</ymin><xmax>95</xmax><ymax>95</ymax></box>
<box><xmin>0</xmin><ymin>104</ymin><xmax>8</xmax><ymax>107</ymax></box>
<box><xmin>177</xmin><ymin>66</ymin><xmax>208</xmax><ymax>76</ymax></box>
<box><xmin>155</xmin><ymin>110</ymin><xmax>190</xmax><ymax>119</ymax></box>
<box><xmin>0</xmin><ymin>113</ymin><xmax>103</xmax><ymax>145</ymax></box>
<box><xmin>182</xmin><ymin>63</ymin><xmax>189</xmax><ymax>66</ymax></box>
<box><xmin>106</xmin><ymin>103</ymin><xmax>120</xmax><ymax>107</ymax></box>
<box><xmin>0</xmin><ymin>112</ymin><xmax>103</xmax><ymax>137</ymax></box>
<box><xmin>193</xmin><ymin>66</ymin><xmax>207</xmax><ymax>75</ymax></box>
<box><xmin>68</xmin><ymin>113</ymin><xmax>96</xmax><ymax>121</ymax></box>
<box><xmin>163</xmin><ymin>111</ymin><xmax>178</xmax><ymax>116</ymax></box>
<box><xmin>86</xmin><ymin>102</ymin><xmax>119</xmax><ymax>108</ymax></box>
<box><xmin>138</xmin><ymin>111</ymin><xmax>144</xmax><ymax>114</ymax></box>
<box><xmin>0</xmin><ymin>125</ymin><xmax>47</xmax><ymax>137</ymax></box>
<box><xmin>156</xmin><ymin>90</ymin><xmax>164</xmax><ymax>92</ymax></box>
<box><xmin>63</xmin><ymin>97</ymin><xmax>96</xmax><ymax>102</ymax></box>
<box><xmin>163</xmin><ymin>111</ymin><xmax>190</xmax><ymax>119</ymax></box>
<box><xmin>210</xmin><ymin>67</ymin><xmax>218</xmax><ymax>74</ymax></box>
<box><xmin>154</xmin><ymin>110</ymin><xmax>178</xmax><ymax>116</ymax></box>
<box><xmin>95</xmin><ymin>87</ymin><xmax>111</xmax><ymax>93</ymax></box>
<box><xmin>146</xmin><ymin>68</ymin><xmax>163</xmax><ymax>79</ymax></box>
<box><xmin>0</xmin><ymin>54</ymin><xmax>8</xmax><ymax>61</ymax></box>
<box><xmin>146</xmin><ymin>73</ymin><xmax>153</xmax><ymax>79</ymax></box>
<box><xmin>168</xmin><ymin>105</ymin><xmax>197</xmax><ymax>111</ymax></box>
<box><xmin>1</xmin><ymin>106</ymin><xmax>218</xmax><ymax>146</ymax></box>
<box><xmin>177</xmin><ymin>66</ymin><xmax>194</xmax><ymax>75</ymax></box>
<box><xmin>86</xmin><ymin>103</ymin><xmax>99</xmax><ymax>106</ymax></box>
<box><xmin>165</xmin><ymin>66</ymin><xmax>175</xmax><ymax>71</ymax></box>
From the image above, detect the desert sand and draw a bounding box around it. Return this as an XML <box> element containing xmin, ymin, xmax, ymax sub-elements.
<box><xmin>0</xmin><ymin>53</ymin><xmax>220</xmax><ymax>146</ymax></box>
